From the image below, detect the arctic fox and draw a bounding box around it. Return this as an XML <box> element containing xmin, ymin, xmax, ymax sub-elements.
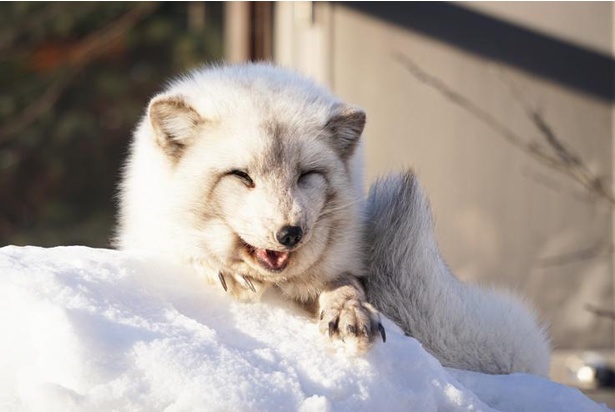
<box><xmin>116</xmin><ymin>63</ymin><xmax>550</xmax><ymax>376</ymax></box>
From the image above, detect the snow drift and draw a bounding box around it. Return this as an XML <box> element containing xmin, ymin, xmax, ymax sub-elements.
<box><xmin>0</xmin><ymin>246</ymin><xmax>607</xmax><ymax>411</ymax></box>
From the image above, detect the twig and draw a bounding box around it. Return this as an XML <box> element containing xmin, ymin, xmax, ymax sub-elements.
<box><xmin>64</xmin><ymin>2</ymin><xmax>158</xmax><ymax>68</ymax></box>
<box><xmin>497</xmin><ymin>69</ymin><xmax>612</xmax><ymax>199</ymax></box>
<box><xmin>538</xmin><ymin>241</ymin><xmax>611</xmax><ymax>268</ymax></box>
<box><xmin>0</xmin><ymin>3</ymin><xmax>66</xmax><ymax>50</ymax></box>
<box><xmin>586</xmin><ymin>304</ymin><xmax>615</xmax><ymax>321</ymax></box>
<box><xmin>0</xmin><ymin>3</ymin><xmax>159</xmax><ymax>143</ymax></box>
<box><xmin>0</xmin><ymin>73</ymin><xmax>73</xmax><ymax>140</ymax></box>
<box><xmin>394</xmin><ymin>53</ymin><xmax>615</xmax><ymax>205</ymax></box>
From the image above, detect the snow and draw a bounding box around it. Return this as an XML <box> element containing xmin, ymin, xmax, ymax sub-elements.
<box><xmin>0</xmin><ymin>246</ymin><xmax>608</xmax><ymax>412</ymax></box>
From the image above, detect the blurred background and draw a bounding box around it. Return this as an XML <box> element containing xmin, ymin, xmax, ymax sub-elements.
<box><xmin>0</xmin><ymin>2</ymin><xmax>223</xmax><ymax>247</ymax></box>
<box><xmin>1</xmin><ymin>1</ymin><xmax>614</xmax><ymax>404</ymax></box>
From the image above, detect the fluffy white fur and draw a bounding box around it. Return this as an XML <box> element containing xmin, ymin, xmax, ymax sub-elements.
<box><xmin>365</xmin><ymin>172</ymin><xmax>551</xmax><ymax>375</ymax></box>
<box><xmin>117</xmin><ymin>63</ymin><xmax>383</xmax><ymax>352</ymax></box>
<box><xmin>116</xmin><ymin>62</ymin><xmax>550</xmax><ymax>375</ymax></box>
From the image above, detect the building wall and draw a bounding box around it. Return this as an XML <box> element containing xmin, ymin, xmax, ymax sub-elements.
<box><xmin>274</xmin><ymin>2</ymin><xmax>614</xmax><ymax>351</ymax></box>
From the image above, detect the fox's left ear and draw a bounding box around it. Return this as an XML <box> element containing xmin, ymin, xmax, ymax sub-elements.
<box><xmin>148</xmin><ymin>95</ymin><xmax>204</xmax><ymax>160</ymax></box>
<box><xmin>325</xmin><ymin>104</ymin><xmax>366</xmax><ymax>160</ymax></box>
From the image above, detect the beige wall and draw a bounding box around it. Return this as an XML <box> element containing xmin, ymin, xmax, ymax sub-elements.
<box><xmin>275</xmin><ymin>2</ymin><xmax>614</xmax><ymax>350</ymax></box>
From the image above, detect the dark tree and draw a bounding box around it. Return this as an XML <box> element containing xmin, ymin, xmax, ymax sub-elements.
<box><xmin>0</xmin><ymin>2</ymin><xmax>223</xmax><ymax>247</ymax></box>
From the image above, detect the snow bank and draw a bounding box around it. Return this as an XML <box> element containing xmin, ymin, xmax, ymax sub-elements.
<box><xmin>0</xmin><ymin>246</ymin><xmax>607</xmax><ymax>411</ymax></box>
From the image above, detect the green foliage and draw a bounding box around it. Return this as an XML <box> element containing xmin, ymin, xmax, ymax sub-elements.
<box><xmin>0</xmin><ymin>2</ymin><xmax>223</xmax><ymax>247</ymax></box>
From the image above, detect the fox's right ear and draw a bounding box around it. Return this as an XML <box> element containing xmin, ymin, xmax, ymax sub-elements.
<box><xmin>148</xmin><ymin>95</ymin><xmax>204</xmax><ymax>159</ymax></box>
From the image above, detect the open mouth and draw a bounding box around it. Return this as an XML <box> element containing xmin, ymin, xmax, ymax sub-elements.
<box><xmin>243</xmin><ymin>243</ymin><xmax>291</xmax><ymax>272</ymax></box>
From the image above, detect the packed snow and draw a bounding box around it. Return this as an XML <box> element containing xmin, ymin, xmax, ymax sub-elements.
<box><xmin>0</xmin><ymin>246</ymin><xmax>608</xmax><ymax>411</ymax></box>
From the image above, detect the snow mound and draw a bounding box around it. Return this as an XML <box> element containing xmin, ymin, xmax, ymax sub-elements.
<box><xmin>0</xmin><ymin>246</ymin><xmax>607</xmax><ymax>411</ymax></box>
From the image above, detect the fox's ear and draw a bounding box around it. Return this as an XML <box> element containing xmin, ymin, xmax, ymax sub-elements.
<box><xmin>325</xmin><ymin>104</ymin><xmax>366</xmax><ymax>160</ymax></box>
<box><xmin>148</xmin><ymin>95</ymin><xmax>204</xmax><ymax>159</ymax></box>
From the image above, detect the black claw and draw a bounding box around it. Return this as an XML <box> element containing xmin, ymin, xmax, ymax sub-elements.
<box><xmin>242</xmin><ymin>275</ymin><xmax>256</xmax><ymax>293</ymax></box>
<box><xmin>347</xmin><ymin>325</ymin><xmax>356</xmax><ymax>335</ymax></box>
<box><xmin>328</xmin><ymin>320</ymin><xmax>338</xmax><ymax>338</ymax></box>
<box><xmin>320</xmin><ymin>311</ymin><xmax>324</xmax><ymax>320</ymax></box>
<box><xmin>218</xmin><ymin>272</ymin><xmax>227</xmax><ymax>292</ymax></box>
<box><xmin>379</xmin><ymin>323</ymin><xmax>387</xmax><ymax>343</ymax></box>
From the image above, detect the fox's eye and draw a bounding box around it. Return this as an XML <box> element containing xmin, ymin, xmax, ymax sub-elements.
<box><xmin>298</xmin><ymin>170</ymin><xmax>321</xmax><ymax>184</ymax></box>
<box><xmin>229</xmin><ymin>170</ymin><xmax>255</xmax><ymax>188</ymax></box>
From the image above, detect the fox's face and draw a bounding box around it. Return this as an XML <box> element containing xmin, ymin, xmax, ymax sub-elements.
<box><xmin>146</xmin><ymin>88</ymin><xmax>365</xmax><ymax>286</ymax></box>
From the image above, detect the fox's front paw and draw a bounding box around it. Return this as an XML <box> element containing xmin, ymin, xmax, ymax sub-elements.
<box><xmin>319</xmin><ymin>297</ymin><xmax>385</xmax><ymax>353</ymax></box>
<box><xmin>217</xmin><ymin>272</ymin><xmax>264</xmax><ymax>301</ymax></box>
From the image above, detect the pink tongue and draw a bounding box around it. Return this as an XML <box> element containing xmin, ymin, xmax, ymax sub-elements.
<box><xmin>254</xmin><ymin>248</ymin><xmax>290</xmax><ymax>270</ymax></box>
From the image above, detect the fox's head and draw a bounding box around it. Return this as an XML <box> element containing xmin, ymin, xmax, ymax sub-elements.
<box><xmin>122</xmin><ymin>64</ymin><xmax>366</xmax><ymax>297</ymax></box>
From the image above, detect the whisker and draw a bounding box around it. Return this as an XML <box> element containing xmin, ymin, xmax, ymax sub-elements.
<box><xmin>318</xmin><ymin>198</ymin><xmax>363</xmax><ymax>218</ymax></box>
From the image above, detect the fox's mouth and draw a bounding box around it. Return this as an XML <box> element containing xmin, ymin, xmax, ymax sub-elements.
<box><xmin>242</xmin><ymin>242</ymin><xmax>291</xmax><ymax>272</ymax></box>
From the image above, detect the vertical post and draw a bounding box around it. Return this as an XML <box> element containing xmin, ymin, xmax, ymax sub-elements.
<box><xmin>188</xmin><ymin>2</ymin><xmax>206</xmax><ymax>32</ymax></box>
<box><xmin>224</xmin><ymin>2</ymin><xmax>250</xmax><ymax>63</ymax></box>
<box><xmin>272</xmin><ymin>1</ymin><xmax>332</xmax><ymax>86</ymax></box>
<box><xmin>253</xmin><ymin>2</ymin><xmax>273</xmax><ymax>60</ymax></box>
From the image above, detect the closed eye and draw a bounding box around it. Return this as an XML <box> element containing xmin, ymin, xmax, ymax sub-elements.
<box><xmin>228</xmin><ymin>170</ymin><xmax>255</xmax><ymax>188</ymax></box>
<box><xmin>298</xmin><ymin>169</ymin><xmax>323</xmax><ymax>184</ymax></box>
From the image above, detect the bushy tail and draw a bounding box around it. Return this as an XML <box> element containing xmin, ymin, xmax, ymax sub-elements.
<box><xmin>364</xmin><ymin>170</ymin><xmax>551</xmax><ymax>376</ymax></box>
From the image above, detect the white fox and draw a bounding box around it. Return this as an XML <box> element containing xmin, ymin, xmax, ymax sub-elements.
<box><xmin>116</xmin><ymin>62</ymin><xmax>550</xmax><ymax>375</ymax></box>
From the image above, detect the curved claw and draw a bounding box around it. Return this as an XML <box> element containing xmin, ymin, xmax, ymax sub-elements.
<box><xmin>218</xmin><ymin>272</ymin><xmax>228</xmax><ymax>292</ymax></box>
<box><xmin>242</xmin><ymin>275</ymin><xmax>256</xmax><ymax>293</ymax></box>
<box><xmin>328</xmin><ymin>320</ymin><xmax>338</xmax><ymax>338</ymax></box>
<box><xmin>379</xmin><ymin>323</ymin><xmax>386</xmax><ymax>343</ymax></box>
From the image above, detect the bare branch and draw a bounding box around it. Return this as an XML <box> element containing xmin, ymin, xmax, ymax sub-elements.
<box><xmin>0</xmin><ymin>3</ymin><xmax>159</xmax><ymax>143</ymax></box>
<box><xmin>586</xmin><ymin>304</ymin><xmax>615</xmax><ymax>321</ymax></box>
<box><xmin>529</xmin><ymin>111</ymin><xmax>580</xmax><ymax>166</ymax></box>
<box><xmin>0</xmin><ymin>73</ymin><xmax>73</xmax><ymax>140</ymax></box>
<box><xmin>394</xmin><ymin>53</ymin><xmax>615</xmax><ymax>205</ymax></box>
<box><xmin>64</xmin><ymin>2</ymin><xmax>158</xmax><ymax>68</ymax></box>
<box><xmin>0</xmin><ymin>3</ymin><xmax>66</xmax><ymax>51</ymax></box>
<box><xmin>538</xmin><ymin>241</ymin><xmax>611</xmax><ymax>268</ymax></box>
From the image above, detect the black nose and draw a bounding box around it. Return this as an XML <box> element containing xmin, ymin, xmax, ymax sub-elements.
<box><xmin>276</xmin><ymin>225</ymin><xmax>303</xmax><ymax>248</ymax></box>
